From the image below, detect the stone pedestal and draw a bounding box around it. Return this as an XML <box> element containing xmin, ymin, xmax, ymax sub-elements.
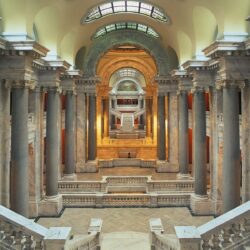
<box><xmin>177</xmin><ymin>173</ymin><xmax>191</xmax><ymax>180</ymax></box>
<box><xmin>156</xmin><ymin>161</ymin><xmax>179</xmax><ymax>173</ymax></box>
<box><xmin>190</xmin><ymin>194</ymin><xmax>212</xmax><ymax>215</ymax></box>
<box><xmin>78</xmin><ymin>161</ymin><xmax>98</xmax><ymax>173</ymax></box>
<box><xmin>39</xmin><ymin>195</ymin><xmax>63</xmax><ymax>216</ymax></box>
<box><xmin>62</xmin><ymin>173</ymin><xmax>77</xmax><ymax>181</ymax></box>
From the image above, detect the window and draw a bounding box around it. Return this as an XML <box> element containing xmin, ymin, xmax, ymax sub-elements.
<box><xmin>93</xmin><ymin>22</ymin><xmax>159</xmax><ymax>39</ymax></box>
<box><xmin>83</xmin><ymin>1</ymin><xmax>169</xmax><ymax>23</ymax></box>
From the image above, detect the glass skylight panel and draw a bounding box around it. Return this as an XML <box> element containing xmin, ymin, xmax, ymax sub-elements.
<box><xmin>93</xmin><ymin>22</ymin><xmax>160</xmax><ymax>39</ymax></box>
<box><xmin>113</xmin><ymin>1</ymin><xmax>126</xmax><ymax>12</ymax></box>
<box><xmin>137</xmin><ymin>24</ymin><xmax>147</xmax><ymax>32</ymax></box>
<box><xmin>127</xmin><ymin>1</ymin><xmax>139</xmax><ymax>12</ymax></box>
<box><xmin>127</xmin><ymin>22</ymin><xmax>137</xmax><ymax>29</ymax></box>
<box><xmin>84</xmin><ymin>1</ymin><xmax>169</xmax><ymax>23</ymax></box>
<box><xmin>116</xmin><ymin>22</ymin><xmax>126</xmax><ymax>29</ymax></box>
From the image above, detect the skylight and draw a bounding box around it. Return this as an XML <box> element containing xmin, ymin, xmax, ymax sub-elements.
<box><xmin>83</xmin><ymin>1</ymin><xmax>169</xmax><ymax>23</ymax></box>
<box><xmin>93</xmin><ymin>22</ymin><xmax>160</xmax><ymax>39</ymax></box>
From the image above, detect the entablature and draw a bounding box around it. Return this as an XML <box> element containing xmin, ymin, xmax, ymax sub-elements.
<box><xmin>155</xmin><ymin>75</ymin><xmax>178</xmax><ymax>94</ymax></box>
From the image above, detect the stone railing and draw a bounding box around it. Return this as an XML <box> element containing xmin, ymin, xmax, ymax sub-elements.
<box><xmin>147</xmin><ymin>180</ymin><xmax>194</xmax><ymax>193</ymax></box>
<box><xmin>0</xmin><ymin>205</ymin><xmax>101</xmax><ymax>250</ymax></box>
<box><xmin>196</xmin><ymin>200</ymin><xmax>250</xmax><ymax>249</ymax></box>
<box><xmin>59</xmin><ymin>181</ymin><xmax>102</xmax><ymax>193</ymax></box>
<box><xmin>151</xmin><ymin>201</ymin><xmax>250</xmax><ymax>250</ymax></box>
<box><xmin>99</xmin><ymin>158</ymin><xmax>155</xmax><ymax>167</ymax></box>
<box><xmin>62</xmin><ymin>193</ymin><xmax>191</xmax><ymax>208</ymax></box>
<box><xmin>59</xmin><ymin>176</ymin><xmax>194</xmax><ymax>194</ymax></box>
<box><xmin>150</xmin><ymin>218</ymin><xmax>179</xmax><ymax>250</ymax></box>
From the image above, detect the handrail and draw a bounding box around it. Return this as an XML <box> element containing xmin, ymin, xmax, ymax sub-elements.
<box><xmin>0</xmin><ymin>205</ymin><xmax>102</xmax><ymax>250</ymax></box>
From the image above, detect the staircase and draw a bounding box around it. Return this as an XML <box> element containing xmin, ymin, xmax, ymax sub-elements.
<box><xmin>150</xmin><ymin>201</ymin><xmax>250</xmax><ymax>250</ymax></box>
<box><xmin>101</xmin><ymin>232</ymin><xmax>150</xmax><ymax>250</ymax></box>
<box><xmin>121</xmin><ymin>113</ymin><xmax>134</xmax><ymax>131</ymax></box>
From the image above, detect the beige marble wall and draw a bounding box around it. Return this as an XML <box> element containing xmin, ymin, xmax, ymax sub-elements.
<box><xmin>0</xmin><ymin>83</ymin><xmax>10</xmax><ymax>207</ymax></box>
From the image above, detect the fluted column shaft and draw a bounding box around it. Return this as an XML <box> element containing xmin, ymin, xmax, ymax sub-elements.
<box><xmin>11</xmin><ymin>86</ymin><xmax>29</xmax><ymax>217</ymax></box>
<box><xmin>193</xmin><ymin>89</ymin><xmax>207</xmax><ymax>196</ymax></box>
<box><xmin>178</xmin><ymin>91</ymin><xmax>189</xmax><ymax>175</ymax></box>
<box><xmin>157</xmin><ymin>95</ymin><xmax>166</xmax><ymax>160</ymax></box>
<box><xmin>222</xmin><ymin>85</ymin><xmax>240</xmax><ymax>212</ymax></box>
<box><xmin>46</xmin><ymin>88</ymin><xmax>60</xmax><ymax>197</ymax></box>
<box><xmin>88</xmin><ymin>95</ymin><xmax>96</xmax><ymax>160</ymax></box>
<box><xmin>65</xmin><ymin>91</ymin><xmax>75</xmax><ymax>175</ymax></box>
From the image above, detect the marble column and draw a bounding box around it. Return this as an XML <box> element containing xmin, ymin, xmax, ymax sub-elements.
<box><xmin>65</xmin><ymin>91</ymin><xmax>75</xmax><ymax>176</ymax></box>
<box><xmin>45</xmin><ymin>88</ymin><xmax>60</xmax><ymax>197</ymax></box>
<box><xmin>222</xmin><ymin>84</ymin><xmax>240</xmax><ymax>212</ymax></box>
<box><xmin>76</xmin><ymin>88</ymin><xmax>86</xmax><ymax>171</ymax></box>
<box><xmin>178</xmin><ymin>91</ymin><xmax>189</xmax><ymax>175</ymax></box>
<box><xmin>88</xmin><ymin>95</ymin><xmax>96</xmax><ymax>161</ymax></box>
<box><xmin>10</xmin><ymin>84</ymin><xmax>29</xmax><ymax>217</ymax></box>
<box><xmin>103</xmin><ymin>98</ymin><xmax>109</xmax><ymax>137</ymax></box>
<box><xmin>193</xmin><ymin>89</ymin><xmax>207</xmax><ymax>196</ymax></box>
<box><xmin>146</xmin><ymin>98</ymin><xmax>152</xmax><ymax>137</ymax></box>
<box><xmin>157</xmin><ymin>95</ymin><xmax>166</xmax><ymax>160</ymax></box>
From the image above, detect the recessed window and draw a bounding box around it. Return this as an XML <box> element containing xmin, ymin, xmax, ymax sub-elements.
<box><xmin>83</xmin><ymin>1</ymin><xmax>169</xmax><ymax>23</ymax></box>
<box><xmin>93</xmin><ymin>22</ymin><xmax>160</xmax><ymax>39</ymax></box>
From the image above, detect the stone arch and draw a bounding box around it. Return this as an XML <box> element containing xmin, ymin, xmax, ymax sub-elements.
<box><xmin>97</xmin><ymin>58</ymin><xmax>157</xmax><ymax>87</ymax></box>
<box><xmin>83</xmin><ymin>30</ymin><xmax>171</xmax><ymax>77</ymax></box>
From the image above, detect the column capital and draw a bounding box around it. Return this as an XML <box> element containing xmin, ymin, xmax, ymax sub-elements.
<box><xmin>190</xmin><ymin>85</ymin><xmax>207</xmax><ymax>94</ymax></box>
<box><xmin>76</xmin><ymin>76</ymin><xmax>101</xmax><ymax>95</ymax></box>
<box><xmin>216</xmin><ymin>79</ymin><xmax>245</xmax><ymax>90</ymax></box>
<box><xmin>43</xmin><ymin>86</ymin><xmax>62</xmax><ymax>94</ymax></box>
<box><xmin>155</xmin><ymin>75</ymin><xmax>178</xmax><ymax>94</ymax></box>
<box><xmin>4</xmin><ymin>79</ymin><xmax>35</xmax><ymax>89</ymax></box>
<box><xmin>171</xmin><ymin>70</ymin><xmax>193</xmax><ymax>94</ymax></box>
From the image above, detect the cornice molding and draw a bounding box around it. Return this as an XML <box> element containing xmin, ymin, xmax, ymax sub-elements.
<box><xmin>203</xmin><ymin>41</ymin><xmax>246</xmax><ymax>59</ymax></box>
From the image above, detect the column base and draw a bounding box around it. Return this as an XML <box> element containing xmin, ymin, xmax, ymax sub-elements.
<box><xmin>177</xmin><ymin>173</ymin><xmax>192</xmax><ymax>180</ymax></box>
<box><xmin>76</xmin><ymin>161</ymin><xmax>98</xmax><ymax>173</ymax></box>
<box><xmin>29</xmin><ymin>200</ymin><xmax>39</xmax><ymax>218</ymax></box>
<box><xmin>62</xmin><ymin>173</ymin><xmax>77</xmax><ymax>181</ymax></box>
<box><xmin>156</xmin><ymin>161</ymin><xmax>179</xmax><ymax>173</ymax></box>
<box><xmin>211</xmin><ymin>198</ymin><xmax>223</xmax><ymax>216</ymax></box>
<box><xmin>190</xmin><ymin>194</ymin><xmax>213</xmax><ymax>215</ymax></box>
<box><xmin>39</xmin><ymin>195</ymin><xmax>63</xmax><ymax>216</ymax></box>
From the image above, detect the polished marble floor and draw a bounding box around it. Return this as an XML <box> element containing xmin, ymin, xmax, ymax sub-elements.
<box><xmin>38</xmin><ymin>207</ymin><xmax>213</xmax><ymax>235</ymax></box>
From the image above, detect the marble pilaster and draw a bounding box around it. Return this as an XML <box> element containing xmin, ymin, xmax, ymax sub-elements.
<box><xmin>28</xmin><ymin>84</ymin><xmax>44</xmax><ymax>217</ymax></box>
<box><xmin>242</xmin><ymin>80</ymin><xmax>250</xmax><ymax>202</ymax></box>
<box><xmin>209</xmin><ymin>88</ymin><xmax>223</xmax><ymax>215</ymax></box>
<box><xmin>0</xmin><ymin>80</ymin><xmax>11</xmax><ymax>208</ymax></box>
